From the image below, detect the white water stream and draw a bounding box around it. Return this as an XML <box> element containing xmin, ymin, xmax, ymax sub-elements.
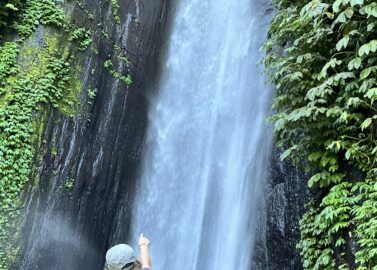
<box><xmin>130</xmin><ymin>0</ymin><xmax>272</xmax><ymax>269</ymax></box>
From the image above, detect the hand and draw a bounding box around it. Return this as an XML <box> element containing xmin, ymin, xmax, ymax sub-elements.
<box><xmin>138</xmin><ymin>233</ymin><xmax>152</xmax><ymax>268</ymax></box>
<box><xmin>138</xmin><ymin>233</ymin><xmax>150</xmax><ymax>247</ymax></box>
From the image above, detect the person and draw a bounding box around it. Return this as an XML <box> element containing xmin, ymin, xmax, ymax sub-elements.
<box><xmin>104</xmin><ymin>234</ymin><xmax>152</xmax><ymax>270</ymax></box>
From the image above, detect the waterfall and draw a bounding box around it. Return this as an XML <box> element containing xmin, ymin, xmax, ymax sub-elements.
<box><xmin>129</xmin><ymin>0</ymin><xmax>272</xmax><ymax>269</ymax></box>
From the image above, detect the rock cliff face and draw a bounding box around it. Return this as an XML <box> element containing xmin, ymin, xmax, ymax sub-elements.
<box><xmin>20</xmin><ymin>0</ymin><xmax>172</xmax><ymax>269</ymax></box>
<box><xmin>19</xmin><ymin>1</ymin><xmax>308</xmax><ymax>270</ymax></box>
<box><xmin>252</xmin><ymin>145</ymin><xmax>309</xmax><ymax>270</ymax></box>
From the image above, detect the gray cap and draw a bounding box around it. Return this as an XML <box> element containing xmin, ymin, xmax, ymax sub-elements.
<box><xmin>105</xmin><ymin>244</ymin><xmax>136</xmax><ymax>270</ymax></box>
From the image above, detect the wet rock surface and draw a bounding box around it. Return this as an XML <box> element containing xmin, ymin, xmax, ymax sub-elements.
<box><xmin>253</xmin><ymin>145</ymin><xmax>309</xmax><ymax>270</ymax></box>
<box><xmin>20</xmin><ymin>0</ymin><xmax>172</xmax><ymax>269</ymax></box>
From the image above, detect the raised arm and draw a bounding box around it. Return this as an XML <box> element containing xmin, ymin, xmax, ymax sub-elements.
<box><xmin>138</xmin><ymin>234</ymin><xmax>152</xmax><ymax>269</ymax></box>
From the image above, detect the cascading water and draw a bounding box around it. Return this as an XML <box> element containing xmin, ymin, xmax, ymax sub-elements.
<box><xmin>130</xmin><ymin>0</ymin><xmax>272</xmax><ymax>269</ymax></box>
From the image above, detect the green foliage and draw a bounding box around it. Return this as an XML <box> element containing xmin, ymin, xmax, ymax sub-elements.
<box><xmin>111</xmin><ymin>0</ymin><xmax>121</xmax><ymax>24</ymax></box>
<box><xmin>13</xmin><ymin>0</ymin><xmax>67</xmax><ymax>38</ymax></box>
<box><xmin>87</xmin><ymin>88</ymin><xmax>97</xmax><ymax>99</ymax></box>
<box><xmin>0</xmin><ymin>0</ymin><xmax>23</xmax><ymax>31</ymax></box>
<box><xmin>0</xmin><ymin>0</ymin><xmax>90</xmax><ymax>268</ymax></box>
<box><xmin>64</xmin><ymin>178</ymin><xmax>74</xmax><ymax>191</ymax></box>
<box><xmin>0</xmin><ymin>42</ymin><xmax>18</xmax><ymax>90</ymax></box>
<box><xmin>69</xmin><ymin>27</ymin><xmax>93</xmax><ymax>51</ymax></box>
<box><xmin>351</xmin><ymin>176</ymin><xmax>377</xmax><ymax>268</ymax></box>
<box><xmin>104</xmin><ymin>59</ymin><xmax>132</xmax><ymax>86</ymax></box>
<box><xmin>0</xmin><ymin>0</ymin><xmax>132</xmax><ymax>267</ymax></box>
<box><xmin>87</xmin><ymin>88</ymin><xmax>97</xmax><ymax>105</ymax></box>
<box><xmin>264</xmin><ymin>0</ymin><xmax>377</xmax><ymax>269</ymax></box>
<box><xmin>0</xmin><ymin>34</ymin><xmax>80</xmax><ymax>270</ymax></box>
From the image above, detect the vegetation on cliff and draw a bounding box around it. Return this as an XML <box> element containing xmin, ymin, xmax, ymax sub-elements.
<box><xmin>264</xmin><ymin>0</ymin><xmax>377</xmax><ymax>269</ymax></box>
<box><xmin>0</xmin><ymin>0</ymin><xmax>134</xmax><ymax>267</ymax></box>
<box><xmin>0</xmin><ymin>1</ymin><xmax>22</xmax><ymax>32</ymax></box>
<box><xmin>0</xmin><ymin>1</ymin><xmax>83</xmax><ymax>268</ymax></box>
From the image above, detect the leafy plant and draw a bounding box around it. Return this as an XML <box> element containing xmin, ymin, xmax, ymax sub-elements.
<box><xmin>69</xmin><ymin>27</ymin><xmax>93</xmax><ymax>51</ymax></box>
<box><xmin>87</xmin><ymin>88</ymin><xmax>97</xmax><ymax>99</ymax></box>
<box><xmin>264</xmin><ymin>0</ymin><xmax>377</xmax><ymax>269</ymax></box>
<box><xmin>0</xmin><ymin>0</ymin><xmax>85</xmax><ymax>268</ymax></box>
<box><xmin>104</xmin><ymin>59</ymin><xmax>132</xmax><ymax>85</ymax></box>
<box><xmin>0</xmin><ymin>0</ymin><xmax>133</xmax><ymax>268</ymax></box>
<box><xmin>13</xmin><ymin>0</ymin><xmax>67</xmax><ymax>38</ymax></box>
<box><xmin>0</xmin><ymin>0</ymin><xmax>23</xmax><ymax>32</ymax></box>
<box><xmin>0</xmin><ymin>34</ymin><xmax>81</xmax><ymax>269</ymax></box>
<box><xmin>64</xmin><ymin>178</ymin><xmax>75</xmax><ymax>191</ymax></box>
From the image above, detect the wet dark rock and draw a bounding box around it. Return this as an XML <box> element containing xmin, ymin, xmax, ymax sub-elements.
<box><xmin>20</xmin><ymin>0</ymin><xmax>173</xmax><ymax>269</ymax></box>
<box><xmin>252</xmin><ymin>145</ymin><xmax>309</xmax><ymax>270</ymax></box>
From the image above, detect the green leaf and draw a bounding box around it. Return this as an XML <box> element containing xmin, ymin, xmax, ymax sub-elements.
<box><xmin>327</xmin><ymin>141</ymin><xmax>343</xmax><ymax>152</ymax></box>
<box><xmin>359</xmin><ymin>40</ymin><xmax>377</xmax><ymax>56</ymax></box>
<box><xmin>274</xmin><ymin>118</ymin><xmax>286</xmax><ymax>131</ymax></box>
<box><xmin>360</xmin><ymin>66</ymin><xmax>377</xmax><ymax>79</ymax></box>
<box><xmin>367</xmin><ymin>23</ymin><xmax>375</xmax><ymax>31</ymax></box>
<box><xmin>333</xmin><ymin>0</ymin><xmax>343</xmax><ymax>13</ymax></box>
<box><xmin>308</xmin><ymin>152</ymin><xmax>322</xmax><ymax>162</ymax></box>
<box><xmin>280</xmin><ymin>145</ymin><xmax>298</xmax><ymax>161</ymax></box>
<box><xmin>319</xmin><ymin>58</ymin><xmax>342</xmax><ymax>79</ymax></box>
<box><xmin>345</xmin><ymin>150</ymin><xmax>351</xmax><ymax>160</ymax></box>
<box><xmin>348</xmin><ymin>57</ymin><xmax>361</xmax><ymax>70</ymax></box>
<box><xmin>346</xmin><ymin>97</ymin><xmax>362</xmax><ymax>108</ymax></box>
<box><xmin>351</xmin><ymin>0</ymin><xmax>363</xmax><ymax>6</ymax></box>
<box><xmin>344</xmin><ymin>8</ymin><xmax>354</xmax><ymax>18</ymax></box>
<box><xmin>336</xmin><ymin>36</ymin><xmax>350</xmax><ymax>51</ymax></box>
<box><xmin>361</xmin><ymin>118</ymin><xmax>372</xmax><ymax>130</ymax></box>
<box><xmin>326</xmin><ymin>12</ymin><xmax>335</xmax><ymax>19</ymax></box>
<box><xmin>5</xmin><ymin>3</ymin><xmax>19</xmax><ymax>11</ymax></box>
<box><xmin>361</xmin><ymin>3</ymin><xmax>377</xmax><ymax>18</ymax></box>
<box><xmin>334</xmin><ymin>12</ymin><xmax>347</xmax><ymax>23</ymax></box>
<box><xmin>308</xmin><ymin>172</ymin><xmax>343</xmax><ymax>188</ymax></box>
<box><xmin>365</xmin><ymin>88</ymin><xmax>377</xmax><ymax>99</ymax></box>
<box><xmin>359</xmin><ymin>44</ymin><xmax>371</xmax><ymax>56</ymax></box>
